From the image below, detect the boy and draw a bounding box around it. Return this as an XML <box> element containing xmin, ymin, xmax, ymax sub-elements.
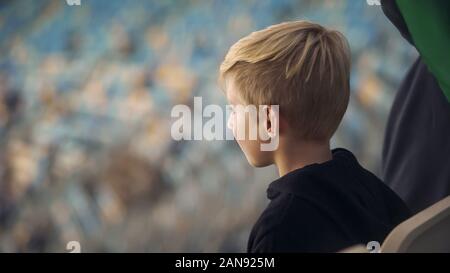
<box><xmin>219</xmin><ymin>21</ymin><xmax>411</xmax><ymax>253</ymax></box>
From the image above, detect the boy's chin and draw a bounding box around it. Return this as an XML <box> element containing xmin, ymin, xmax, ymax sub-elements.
<box><xmin>246</xmin><ymin>156</ymin><xmax>272</xmax><ymax>168</ymax></box>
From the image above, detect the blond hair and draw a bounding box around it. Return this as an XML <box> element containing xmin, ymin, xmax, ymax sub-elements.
<box><xmin>219</xmin><ymin>20</ymin><xmax>351</xmax><ymax>141</ymax></box>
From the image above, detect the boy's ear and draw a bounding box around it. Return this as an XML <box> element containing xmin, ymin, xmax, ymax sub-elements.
<box><xmin>266</xmin><ymin>105</ymin><xmax>279</xmax><ymax>138</ymax></box>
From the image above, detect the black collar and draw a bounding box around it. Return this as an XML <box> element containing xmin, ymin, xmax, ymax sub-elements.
<box><xmin>266</xmin><ymin>148</ymin><xmax>358</xmax><ymax>200</ymax></box>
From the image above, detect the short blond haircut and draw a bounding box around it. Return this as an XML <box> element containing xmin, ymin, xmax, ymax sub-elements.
<box><xmin>219</xmin><ymin>20</ymin><xmax>351</xmax><ymax>141</ymax></box>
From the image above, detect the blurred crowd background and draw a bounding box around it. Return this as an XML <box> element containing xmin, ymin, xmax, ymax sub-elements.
<box><xmin>0</xmin><ymin>0</ymin><xmax>416</xmax><ymax>252</ymax></box>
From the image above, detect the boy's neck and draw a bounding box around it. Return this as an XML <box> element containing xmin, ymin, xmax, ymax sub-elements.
<box><xmin>274</xmin><ymin>140</ymin><xmax>332</xmax><ymax>177</ymax></box>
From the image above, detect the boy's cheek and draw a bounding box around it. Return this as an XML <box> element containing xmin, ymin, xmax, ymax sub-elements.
<box><xmin>227</xmin><ymin>114</ymin><xmax>236</xmax><ymax>135</ymax></box>
<box><xmin>229</xmin><ymin>112</ymin><xmax>245</xmax><ymax>139</ymax></box>
<box><xmin>235</xmin><ymin>112</ymin><xmax>249</xmax><ymax>140</ymax></box>
<box><xmin>230</xmin><ymin>111</ymin><xmax>258</xmax><ymax>141</ymax></box>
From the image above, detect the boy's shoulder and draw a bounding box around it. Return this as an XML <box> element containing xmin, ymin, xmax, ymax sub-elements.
<box><xmin>247</xmin><ymin>148</ymin><xmax>411</xmax><ymax>253</ymax></box>
<box><xmin>248</xmin><ymin>190</ymin><xmax>338</xmax><ymax>252</ymax></box>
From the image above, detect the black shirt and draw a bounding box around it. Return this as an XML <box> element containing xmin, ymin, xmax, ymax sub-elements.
<box><xmin>247</xmin><ymin>148</ymin><xmax>411</xmax><ymax>253</ymax></box>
